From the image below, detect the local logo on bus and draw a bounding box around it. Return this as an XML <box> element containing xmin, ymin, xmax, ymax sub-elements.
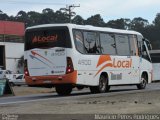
<box><xmin>95</xmin><ymin>55</ymin><xmax>132</xmax><ymax>77</ymax></box>
<box><xmin>96</xmin><ymin>55</ymin><xmax>132</xmax><ymax>69</ymax></box>
<box><xmin>113</xmin><ymin>58</ymin><xmax>132</xmax><ymax>68</ymax></box>
<box><xmin>32</xmin><ymin>34</ymin><xmax>58</xmax><ymax>43</ymax></box>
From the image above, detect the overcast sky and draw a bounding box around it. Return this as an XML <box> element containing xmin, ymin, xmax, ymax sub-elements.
<box><xmin>0</xmin><ymin>0</ymin><xmax>160</xmax><ymax>23</ymax></box>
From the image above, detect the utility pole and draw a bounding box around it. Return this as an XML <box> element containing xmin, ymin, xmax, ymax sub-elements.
<box><xmin>60</xmin><ymin>4</ymin><xmax>80</xmax><ymax>23</ymax></box>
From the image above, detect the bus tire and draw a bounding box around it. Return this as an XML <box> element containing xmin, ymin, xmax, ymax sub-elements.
<box><xmin>55</xmin><ymin>85</ymin><xmax>72</xmax><ymax>96</ymax></box>
<box><xmin>137</xmin><ymin>73</ymin><xmax>147</xmax><ymax>89</ymax></box>
<box><xmin>90</xmin><ymin>75</ymin><xmax>109</xmax><ymax>93</ymax></box>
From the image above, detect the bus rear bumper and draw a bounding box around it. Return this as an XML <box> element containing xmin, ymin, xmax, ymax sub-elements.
<box><xmin>25</xmin><ymin>70</ymin><xmax>77</xmax><ymax>86</ymax></box>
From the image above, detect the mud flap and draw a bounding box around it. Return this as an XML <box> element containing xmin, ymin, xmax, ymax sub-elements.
<box><xmin>0</xmin><ymin>79</ymin><xmax>14</xmax><ymax>96</ymax></box>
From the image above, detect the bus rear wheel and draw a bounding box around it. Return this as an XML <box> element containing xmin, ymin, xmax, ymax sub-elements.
<box><xmin>55</xmin><ymin>85</ymin><xmax>72</xmax><ymax>96</ymax></box>
<box><xmin>90</xmin><ymin>75</ymin><xmax>110</xmax><ymax>93</ymax></box>
<box><xmin>137</xmin><ymin>73</ymin><xmax>147</xmax><ymax>89</ymax></box>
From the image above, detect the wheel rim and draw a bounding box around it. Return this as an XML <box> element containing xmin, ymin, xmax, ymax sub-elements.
<box><xmin>141</xmin><ymin>76</ymin><xmax>146</xmax><ymax>87</ymax></box>
<box><xmin>99</xmin><ymin>76</ymin><xmax>106</xmax><ymax>92</ymax></box>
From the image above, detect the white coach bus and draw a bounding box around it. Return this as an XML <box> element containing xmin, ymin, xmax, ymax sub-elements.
<box><xmin>24</xmin><ymin>24</ymin><xmax>152</xmax><ymax>95</ymax></box>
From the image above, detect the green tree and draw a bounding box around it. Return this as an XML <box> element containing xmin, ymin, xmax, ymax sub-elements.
<box><xmin>85</xmin><ymin>14</ymin><xmax>105</xmax><ymax>27</ymax></box>
<box><xmin>1</xmin><ymin>8</ymin><xmax>160</xmax><ymax>50</ymax></box>
<box><xmin>54</xmin><ymin>10</ymin><xmax>69</xmax><ymax>23</ymax></box>
<box><xmin>146</xmin><ymin>14</ymin><xmax>160</xmax><ymax>49</ymax></box>
<box><xmin>0</xmin><ymin>10</ymin><xmax>9</xmax><ymax>20</ymax></box>
<box><xmin>27</xmin><ymin>11</ymin><xmax>41</xmax><ymax>26</ymax></box>
<box><xmin>153</xmin><ymin>13</ymin><xmax>160</xmax><ymax>28</ymax></box>
<box><xmin>15</xmin><ymin>11</ymin><xmax>29</xmax><ymax>27</ymax></box>
<box><xmin>40</xmin><ymin>8</ymin><xmax>55</xmax><ymax>24</ymax></box>
<box><xmin>130</xmin><ymin>17</ymin><xmax>149</xmax><ymax>31</ymax></box>
<box><xmin>72</xmin><ymin>15</ymin><xmax>84</xmax><ymax>25</ymax></box>
<box><xmin>105</xmin><ymin>18</ymin><xmax>131</xmax><ymax>29</ymax></box>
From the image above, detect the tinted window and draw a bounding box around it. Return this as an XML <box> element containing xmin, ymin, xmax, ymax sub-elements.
<box><xmin>73</xmin><ymin>30</ymin><xmax>85</xmax><ymax>53</ymax></box>
<box><xmin>25</xmin><ymin>27</ymin><xmax>71</xmax><ymax>50</ymax></box>
<box><xmin>16</xmin><ymin>75</ymin><xmax>23</xmax><ymax>79</ymax></box>
<box><xmin>115</xmin><ymin>34</ymin><xmax>130</xmax><ymax>56</ymax></box>
<box><xmin>100</xmin><ymin>33</ymin><xmax>116</xmax><ymax>55</ymax></box>
<box><xmin>83</xmin><ymin>31</ymin><xmax>100</xmax><ymax>54</ymax></box>
<box><xmin>129</xmin><ymin>35</ymin><xmax>138</xmax><ymax>56</ymax></box>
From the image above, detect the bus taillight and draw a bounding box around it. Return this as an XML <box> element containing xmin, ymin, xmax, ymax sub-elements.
<box><xmin>66</xmin><ymin>57</ymin><xmax>74</xmax><ymax>74</ymax></box>
<box><xmin>24</xmin><ymin>68</ymin><xmax>29</xmax><ymax>76</ymax></box>
<box><xmin>24</xmin><ymin>60</ymin><xmax>30</xmax><ymax>76</ymax></box>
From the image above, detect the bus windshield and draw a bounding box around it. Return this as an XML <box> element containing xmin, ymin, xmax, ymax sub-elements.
<box><xmin>25</xmin><ymin>27</ymin><xmax>71</xmax><ymax>50</ymax></box>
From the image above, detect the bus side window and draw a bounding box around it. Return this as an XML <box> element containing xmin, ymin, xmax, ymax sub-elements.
<box><xmin>115</xmin><ymin>34</ymin><xmax>130</xmax><ymax>56</ymax></box>
<box><xmin>129</xmin><ymin>35</ymin><xmax>138</xmax><ymax>56</ymax></box>
<box><xmin>137</xmin><ymin>39</ymin><xmax>150</xmax><ymax>61</ymax></box>
<box><xmin>142</xmin><ymin>40</ymin><xmax>151</xmax><ymax>61</ymax></box>
<box><xmin>83</xmin><ymin>31</ymin><xmax>100</xmax><ymax>54</ymax></box>
<box><xmin>100</xmin><ymin>33</ymin><xmax>116</xmax><ymax>55</ymax></box>
<box><xmin>73</xmin><ymin>30</ymin><xmax>85</xmax><ymax>54</ymax></box>
<box><xmin>137</xmin><ymin>35</ymin><xmax>143</xmax><ymax>56</ymax></box>
<box><xmin>137</xmin><ymin>41</ymin><xmax>142</xmax><ymax>56</ymax></box>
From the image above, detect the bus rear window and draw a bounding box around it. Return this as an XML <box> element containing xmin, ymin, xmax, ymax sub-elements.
<box><xmin>25</xmin><ymin>27</ymin><xmax>71</xmax><ymax>50</ymax></box>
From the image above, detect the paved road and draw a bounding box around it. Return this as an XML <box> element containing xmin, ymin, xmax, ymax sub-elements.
<box><xmin>0</xmin><ymin>82</ymin><xmax>160</xmax><ymax>105</ymax></box>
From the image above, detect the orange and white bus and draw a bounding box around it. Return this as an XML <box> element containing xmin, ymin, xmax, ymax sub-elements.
<box><xmin>24</xmin><ymin>24</ymin><xmax>152</xmax><ymax>95</ymax></box>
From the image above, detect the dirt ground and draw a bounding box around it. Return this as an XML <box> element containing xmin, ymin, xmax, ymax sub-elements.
<box><xmin>12</xmin><ymin>86</ymin><xmax>55</xmax><ymax>96</ymax></box>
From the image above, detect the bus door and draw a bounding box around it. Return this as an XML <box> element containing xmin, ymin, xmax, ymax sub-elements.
<box><xmin>111</xmin><ymin>34</ymin><xmax>132</xmax><ymax>85</ymax></box>
<box><xmin>129</xmin><ymin>35</ymin><xmax>140</xmax><ymax>84</ymax></box>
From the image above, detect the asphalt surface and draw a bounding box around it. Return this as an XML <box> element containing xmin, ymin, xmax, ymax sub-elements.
<box><xmin>0</xmin><ymin>82</ymin><xmax>160</xmax><ymax>105</ymax></box>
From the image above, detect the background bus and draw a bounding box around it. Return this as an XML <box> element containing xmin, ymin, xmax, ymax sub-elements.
<box><xmin>24</xmin><ymin>24</ymin><xmax>152</xmax><ymax>95</ymax></box>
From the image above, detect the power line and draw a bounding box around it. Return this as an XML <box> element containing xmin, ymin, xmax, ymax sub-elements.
<box><xmin>60</xmin><ymin>4</ymin><xmax>80</xmax><ymax>23</ymax></box>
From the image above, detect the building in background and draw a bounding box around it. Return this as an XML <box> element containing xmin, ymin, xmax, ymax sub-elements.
<box><xmin>0</xmin><ymin>21</ymin><xmax>24</xmax><ymax>73</ymax></box>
